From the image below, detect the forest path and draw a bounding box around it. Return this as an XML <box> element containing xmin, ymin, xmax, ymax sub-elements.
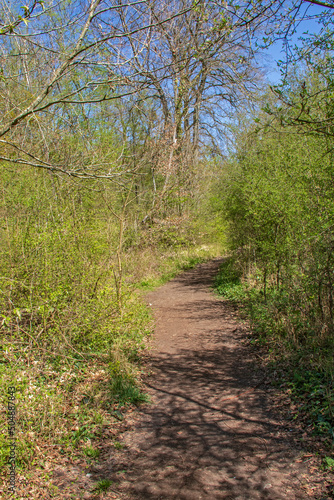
<box><xmin>105</xmin><ymin>258</ymin><xmax>312</xmax><ymax>499</ymax></box>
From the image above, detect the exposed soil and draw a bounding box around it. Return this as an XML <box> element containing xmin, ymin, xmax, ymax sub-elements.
<box><xmin>90</xmin><ymin>258</ymin><xmax>327</xmax><ymax>499</ymax></box>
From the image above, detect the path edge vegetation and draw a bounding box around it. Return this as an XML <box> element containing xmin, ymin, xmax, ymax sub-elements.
<box><xmin>211</xmin><ymin>58</ymin><xmax>334</xmax><ymax>482</ymax></box>
<box><xmin>2</xmin><ymin>0</ymin><xmax>334</xmax><ymax>497</ymax></box>
<box><xmin>0</xmin><ymin>176</ymin><xmax>222</xmax><ymax>499</ymax></box>
<box><xmin>214</xmin><ymin>257</ymin><xmax>334</xmax><ymax>475</ymax></box>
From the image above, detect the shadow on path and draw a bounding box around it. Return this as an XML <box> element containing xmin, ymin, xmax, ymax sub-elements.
<box><xmin>95</xmin><ymin>259</ymin><xmax>310</xmax><ymax>500</ymax></box>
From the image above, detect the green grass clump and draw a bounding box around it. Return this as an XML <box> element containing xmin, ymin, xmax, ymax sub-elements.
<box><xmin>93</xmin><ymin>478</ymin><xmax>113</xmax><ymax>492</ymax></box>
<box><xmin>83</xmin><ymin>446</ymin><xmax>100</xmax><ymax>458</ymax></box>
<box><xmin>109</xmin><ymin>356</ymin><xmax>150</xmax><ymax>405</ymax></box>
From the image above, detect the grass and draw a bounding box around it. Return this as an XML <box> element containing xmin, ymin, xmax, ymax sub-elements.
<box><xmin>93</xmin><ymin>478</ymin><xmax>113</xmax><ymax>493</ymax></box>
<box><xmin>134</xmin><ymin>245</ymin><xmax>220</xmax><ymax>291</ymax></box>
<box><xmin>83</xmin><ymin>446</ymin><xmax>100</xmax><ymax>459</ymax></box>
<box><xmin>109</xmin><ymin>373</ymin><xmax>150</xmax><ymax>405</ymax></box>
<box><xmin>113</xmin><ymin>441</ymin><xmax>124</xmax><ymax>450</ymax></box>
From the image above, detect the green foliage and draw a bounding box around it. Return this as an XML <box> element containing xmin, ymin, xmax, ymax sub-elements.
<box><xmin>288</xmin><ymin>370</ymin><xmax>334</xmax><ymax>439</ymax></box>
<box><xmin>135</xmin><ymin>244</ymin><xmax>221</xmax><ymax>291</ymax></box>
<box><xmin>215</xmin><ymin>73</ymin><xmax>334</xmax><ymax>443</ymax></box>
<box><xmin>220</xmin><ymin>81</ymin><xmax>334</xmax><ymax>348</ymax></box>
<box><xmin>0</xmin><ymin>166</ymin><xmax>117</xmax><ymax>359</ymax></box>
<box><xmin>214</xmin><ymin>259</ymin><xmax>242</xmax><ymax>297</ymax></box>
<box><xmin>83</xmin><ymin>446</ymin><xmax>100</xmax><ymax>459</ymax></box>
<box><xmin>214</xmin><ymin>261</ymin><xmax>334</xmax><ymax>442</ymax></box>
<box><xmin>71</xmin><ymin>425</ymin><xmax>95</xmax><ymax>447</ymax></box>
<box><xmin>93</xmin><ymin>478</ymin><xmax>113</xmax><ymax>493</ymax></box>
<box><xmin>323</xmin><ymin>456</ymin><xmax>334</xmax><ymax>470</ymax></box>
<box><xmin>0</xmin><ymin>127</ymin><xmax>222</xmax><ymax>498</ymax></box>
<box><xmin>109</xmin><ymin>358</ymin><xmax>149</xmax><ymax>405</ymax></box>
<box><xmin>113</xmin><ymin>441</ymin><xmax>124</xmax><ymax>450</ymax></box>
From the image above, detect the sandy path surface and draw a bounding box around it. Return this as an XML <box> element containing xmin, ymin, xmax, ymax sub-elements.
<box><xmin>104</xmin><ymin>258</ymin><xmax>312</xmax><ymax>499</ymax></box>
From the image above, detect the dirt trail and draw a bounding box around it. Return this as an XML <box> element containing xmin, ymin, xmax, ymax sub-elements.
<box><xmin>104</xmin><ymin>258</ymin><xmax>313</xmax><ymax>499</ymax></box>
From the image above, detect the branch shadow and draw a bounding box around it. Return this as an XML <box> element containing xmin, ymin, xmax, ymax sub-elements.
<box><xmin>95</xmin><ymin>344</ymin><xmax>306</xmax><ymax>499</ymax></box>
<box><xmin>90</xmin><ymin>259</ymin><xmax>307</xmax><ymax>499</ymax></box>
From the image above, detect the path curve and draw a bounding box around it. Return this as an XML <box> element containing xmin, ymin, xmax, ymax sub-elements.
<box><xmin>107</xmin><ymin>259</ymin><xmax>311</xmax><ymax>499</ymax></box>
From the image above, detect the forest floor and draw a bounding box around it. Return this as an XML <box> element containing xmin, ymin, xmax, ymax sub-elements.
<box><xmin>58</xmin><ymin>258</ymin><xmax>332</xmax><ymax>499</ymax></box>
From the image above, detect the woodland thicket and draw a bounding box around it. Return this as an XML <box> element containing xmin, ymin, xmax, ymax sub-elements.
<box><xmin>217</xmin><ymin>62</ymin><xmax>334</xmax><ymax>440</ymax></box>
<box><xmin>1</xmin><ymin>0</ymin><xmax>334</xmax><ymax>496</ymax></box>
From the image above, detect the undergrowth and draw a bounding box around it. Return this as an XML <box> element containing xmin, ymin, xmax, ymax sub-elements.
<box><xmin>1</xmin><ymin>242</ymin><xmax>220</xmax><ymax>499</ymax></box>
<box><xmin>0</xmin><ymin>162</ymin><xmax>222</xmax><ymax>498</ymax></box>
<box><xmin>214</xmin><ymin>258</ymin><xmax>334</xmax><ymax>449</ymax></box>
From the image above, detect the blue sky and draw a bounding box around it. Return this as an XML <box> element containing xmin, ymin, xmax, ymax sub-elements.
<box><xmin>260</xmin><ymin>2</ymin><xmax>327</xmax><ymax>83</ymax></box>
